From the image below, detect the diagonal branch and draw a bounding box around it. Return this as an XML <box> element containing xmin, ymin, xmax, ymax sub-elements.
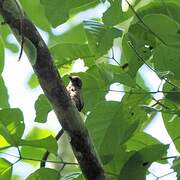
<box><xmin>0</xmin><ymin>0</ymin><xmax>106</xmax><ymax>179</ymax></box>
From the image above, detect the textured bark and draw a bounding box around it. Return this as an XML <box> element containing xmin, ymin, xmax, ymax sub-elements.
<box><xmin>0</xmin><ymin>0</ymin><xmax>107</xmax><ymax>179</ymax></box>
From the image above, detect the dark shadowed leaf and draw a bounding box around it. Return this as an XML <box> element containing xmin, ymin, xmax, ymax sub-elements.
<box><xmin>119</xmin><ymin>144</ymin><xmax>168</xmax><ymax>180</ymax></box>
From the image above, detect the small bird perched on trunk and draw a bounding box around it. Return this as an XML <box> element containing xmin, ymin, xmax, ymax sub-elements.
<box><xmin>40</xmin><ymin>76</ymin><xmax>84</xmax><ymax>168</ymax></box>
<box><xmin>66</xmin><ymin>75</ymin><xmax>84</xmax><ymax>112</ymax></box>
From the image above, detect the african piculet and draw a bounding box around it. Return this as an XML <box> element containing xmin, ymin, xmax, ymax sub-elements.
<box><xmin>66</xmin><ymin>76</ymin><xmax>84</xmax><ymax>112</ymax></box>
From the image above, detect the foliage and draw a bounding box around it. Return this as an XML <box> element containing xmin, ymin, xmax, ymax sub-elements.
<box><xmin>0</xmin><ymin>0</ymin><xmax>180</xmax><ymax>179</ymax></box>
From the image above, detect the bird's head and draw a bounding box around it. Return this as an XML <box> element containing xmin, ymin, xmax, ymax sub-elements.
<box><xmin>69</xmin><ymin>76</ymin><xmax>82</xmax><ymax>89</ymax></box>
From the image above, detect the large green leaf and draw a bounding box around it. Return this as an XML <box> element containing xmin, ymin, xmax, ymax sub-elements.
<box><xmin>50</xmin><ymin>43</ymin><xmax>93</xmax><ymax>67</ymax></box>
<box><xmin>100</xmin><ymin>63</ymin><xmax>136</xmax><ymax>87</ymax></box>
<box><xmin>40</xmin><ymin>0</ymin><xmax>100</xmax><ymax>27</ymax></box>
<box><xmin>26</xmin><ymin>168</ymin><xmax>60</xmax><ymax>180</ymax></box>
<box><xmin>83</xmin><ymin>20</ymin><xmax>122</xmax><ymax>57</ymax></box>
<box><xmin>137</xmin><ymin>1</ymin><xmax>180</xmax><ymax>25</ymax></box>
<box><xmin>162</xmin><ymin>99</ymin><xmax>180</xmax><ymax>151</ymax></box>
<box><xmin>19</xmin><ymin>0</ymin><xmax>51</xmax><ymax>31</ymax></box>
<box><xmin>121</xmin><ymin>34</ymin><xmax>143</xmax><ymax>77</ymax></box>
<box><xmin>49</xmin><ymin>23</ymin><xmax>87</xmax><ymax>45</ymax></box>
<box><xmin>19</xmin><ymin>135</ymin><xmax>58</xmax><ymax>155</ymax></box>
<box><xmin>104</xmin><ymin>146</ymin><xmax>134</xmax><ymax>176</ymax></box>
<box><xmin>0</xmin><ymin>76</ymin><xmax>9</xmax><ymax>108</ymax></box>
<box><xmin>75</xmin><ymin>66</ymin><xmax>110</xmax><ymax>112</ymax></box>
<box><xmin>126</xmin><ymin>132</ymin><xmax>161</xmax><ymax>151</ymax></box>
<box><xmin>21</xmin><ymin>127</ymin><xmax>56</xmax><ymax>161</ymax></box>
<box><xmin>102</xmin><ymin>0</ymin><xmax>133</xmax><ymax>26</ymax></box>
<box><xmin>0</xmin><ymin>108</ymin><xmax>24</xmax><ymax>146</ymax></box>
<box><xmin>119</xmin><ymin>144</ymin><xmax>168</xmax><ymax>180</ymax></box>
<box><xmin>143</xmin><ymin>14</ymin><xmax>180</xmax><ymax>47</ymax></box>
<box><xmin>86</xmin><ymin>98</ymin><xmax>146</xmax><ymax>160</ymax></box>
<box><xmin>0</xmin><ymin>158</ymin><xmax>12</xmax><ymax>180</ymax></box>
<box><xmin>152</xmin><ymin>45</ymin><xmax>180</xmax><ymax>81</ymax></box>
<box><xmin>34</xmin><ymin>94</ymin><xmax>52</xmax><ymax>123</ymax></box>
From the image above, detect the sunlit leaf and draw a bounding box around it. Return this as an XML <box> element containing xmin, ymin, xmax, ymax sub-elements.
<box><xmin>0</xmin><ymin>158</ymin><xmax>12</xmax><ymax>180</ymax></box>
<box><xmin>0</xmin><ymin>108</ymin><xmax>24</xmax><ymax>146</ymax></box>
<box><xmin>34</xmin><ymin>94</ymin><xmax>52</xmax><ymax>123</ymax></box>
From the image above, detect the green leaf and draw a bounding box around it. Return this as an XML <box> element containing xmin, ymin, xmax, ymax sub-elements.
<box><xmin>86</xmin><ymin>100</ymin><xmax>143</xmax><ymax>160</ymax></box>
<box><xmin>19</xmin><ymin>135</ymin><xmax>58</xmax><ymax>155</ymax></box>
<box><xmin>34</xmin><ymin>94</ymin><xmax>52</xmax><ymax>123</ymax></box>
<box><xmin>0</xmin><ymin>37</ymin><xmax>4</xmax><ymax>74</ymax></box>
<box><xmin>126</xmin><ymin>132</ymin><xmax>161</xmax><ymax>151</ymax></box>
<box><xmin>49</xmin><ymin>23</ymin><xmax>87</xmax><ymax>45</ymax></box>
<box><xmin>23</xmin><ymin>38</ymin><xmax>37</xmax><ymax>65</ymax></box>
<box><xmin>119</xmin><ymin>144</ymin><xmax>168</xmax><ymax>180</ymax></box>
<box><xmin>100</xmin><ymin>63</ymin><xmax>136</xmax><ymax>87</ymax></box>
<box><xmin>0</xmin><ymin>20</ymin><xmax>18</xmax><ymax>53</ymax></box>
<box><xmin>162</xmin><ymin>99</ymin><xmax>180</xmax><ymax>151</ymax></box>
<box><xmin>152</xmin><ymin>45</ymin><xmax>180</xmax><ymax>81</ymax></box>
<box><xmin>0</xmin><ymin>76</ymin><xmax>10</xmax><ymax>108</ymax></box>
<box><xmin>40</xmin><ymin>0</ymin><xmax>99</xmax><ymax>27</ymax></box>
<box><xmin>0</xmin><ymin>158</ymin><xmax>12</xmax><ymax>180</ymax></box>
<box><xmin>172</xmin><ymin>157</ymin><xmax>180</xmax><ymax>176</ymax></box>
<box><xmin>50</xmin><ymin>43</ymin><xmax>93</xmax><ymax>67</ymax></box>
<box><xmin>143</xmin><ymin>14</ymin><xmax>180</xmax><ymax>47</ymax></box>
<box><xmin>27</xmin><ymin>73</ymin><xmax>39</xmax><ymax>89</ymax></box>
<box><xmin>0</xmin><ymin>124</ymin><xmax>14</xmax><ymax>145</ymax></box>
<box><xmin>83</xmin><ymin>20</ymin><xmax>122</xmax><ymax>57</ymax></box>
<box><xmin>77</xmin><ymin>65</ymin><xmax>109</xmax><ymax>112</ymax></box>
<box><xmin>19</xmin><ymin>0</ymin><xmax>51</xmax><ymax>31</ymax></box>
<box><xmin>26</xmin><ymin>168</ymin><xmax>60</xmax><ymax>180</ymax></box>
<box><xmin>21</xmin><ymin>127</ymin><xmax>56</xmax><ymax>161</ymax></box>
<box><xmin>104</xmin><ymin>146</ymin><xmax>134</xmax><ymax>175</ymax></box>
<box><xmin>163</xmin><ymin>82</ymin><xmax>180</xmax><ymax>104</ymax></box>
<box><xmin>102</xmin><ymin>0</ymin><xmax>133</xmax><ymax>26</ymax></box>
<box><xmin>0</xmin><ymin>108</ymin><xmax>24</xmax><ymax>146</ymax></box>
<box><xmin>121</xmin><ymin>34</ymin><xmax>143</xmax><ymax>77</ymax></box>
<box><xmin>137</xmin><ymin>1</ymin><xmax>180</xmax><ymax>25</ymax></box>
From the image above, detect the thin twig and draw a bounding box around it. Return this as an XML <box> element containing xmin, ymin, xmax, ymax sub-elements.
<box><xmin>0</xmin><ymin>151</ymin><xmax>78</xmax><ymax>165</ymax></box>
<box><xmin>40</xmin><ymin>129</ymin><xmax>64</xmax><ymax>167</ymax></box>
<box><xmin>156</xmin><ymin>171</ymin><xmax>175</xmax><ymax>179</ymax></box>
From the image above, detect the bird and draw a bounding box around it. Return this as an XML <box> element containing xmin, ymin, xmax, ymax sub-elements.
<box><xmin>66</xmin><ymin>76</ymin><xmax>84</xmax><ymax>112</ymax></box>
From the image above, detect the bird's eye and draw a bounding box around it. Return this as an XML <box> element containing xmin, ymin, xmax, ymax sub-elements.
<box><xmin>76</xmin><ymin>78</ymin><xmax>82</xmax><ymax>88</ymax></box>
